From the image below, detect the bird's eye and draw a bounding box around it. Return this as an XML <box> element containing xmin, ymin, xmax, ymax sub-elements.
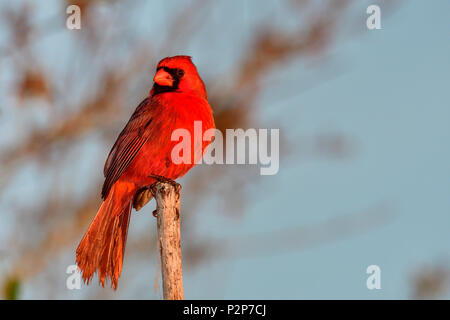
<box><xmin>176</xmin><ymin>69</ymin><xmax>185</xmax><ymax>78</ymax></box>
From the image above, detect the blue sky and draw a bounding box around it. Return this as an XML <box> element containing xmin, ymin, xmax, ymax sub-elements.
<box><xmin>183</xmin><ymin>0</ymin><xmax>450</xmax><ymax>299</ymax></box>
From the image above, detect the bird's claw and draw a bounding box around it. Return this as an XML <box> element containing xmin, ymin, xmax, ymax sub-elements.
<box><xmin>148</xmin><ymin>174</ymin><xmax>180</xmax><ymax>189</ymax></box>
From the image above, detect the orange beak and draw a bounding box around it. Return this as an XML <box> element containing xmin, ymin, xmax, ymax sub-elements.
<box><xmin>153</xmin><ymin>69</ymin><xmax>173</xmax><ymax>86</ymax></box>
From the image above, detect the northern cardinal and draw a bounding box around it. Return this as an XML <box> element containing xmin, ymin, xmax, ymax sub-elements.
<box><xmin>76</xmin><ymin>56</ymin><xmax>215</xmax><ymax>289</ymax></box>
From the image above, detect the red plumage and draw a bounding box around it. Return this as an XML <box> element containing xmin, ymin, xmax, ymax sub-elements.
<box><xmin>76</xmin><ymin>56</ymin><xmax>215</xmax><ymax>289</ymax></box>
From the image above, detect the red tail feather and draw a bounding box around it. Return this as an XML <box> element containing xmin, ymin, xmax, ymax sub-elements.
<box><xmin>76</xmin><ymin>181</ymin><xmax>134</xmax><ymax>289</ymax></box>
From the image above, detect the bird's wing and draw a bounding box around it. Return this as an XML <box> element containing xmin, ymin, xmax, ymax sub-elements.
<box><xmin>102</xmin><ymin>97</ymin><xmax>153</xmax><ymax>199</ymax></box>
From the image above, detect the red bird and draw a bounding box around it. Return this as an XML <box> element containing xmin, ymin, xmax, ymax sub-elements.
<box><xmin>76</xmin><ymin>56</ymin><xmax>215</xmax><ymax>289</ymax></box>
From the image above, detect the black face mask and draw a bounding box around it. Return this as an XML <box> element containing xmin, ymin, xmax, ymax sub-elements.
<box><xmin>152</xmin><ymin>67</ymin><xmax>185</xmax><ymax>95</ymax></box>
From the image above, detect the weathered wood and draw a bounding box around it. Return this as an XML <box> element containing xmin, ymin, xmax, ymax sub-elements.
<box><xmin>152</xmin><ymin>181</ymin><xmax>184</xmax><ymax>300</ymax></box>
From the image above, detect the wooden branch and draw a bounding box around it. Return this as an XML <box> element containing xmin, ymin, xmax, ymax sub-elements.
<box><xmin>151</xmin><ymin>181</ymin><xmax>184</xmax><ymax>300</ymax></box>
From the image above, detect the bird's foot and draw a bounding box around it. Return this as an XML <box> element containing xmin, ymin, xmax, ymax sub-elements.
<box><xmin>148</xmin><ymin>174</ymin><xmax>181</xmax><ymax>190</ymax></box>
<box><xmin>148</xmin><ymin>175</ymin><xmax>181</xmax><ymax>219</ymax></box>
<box><xmin>133</xmin><ymin>188</ymin><xmax>153</xmax><ymax>211</ymax></box>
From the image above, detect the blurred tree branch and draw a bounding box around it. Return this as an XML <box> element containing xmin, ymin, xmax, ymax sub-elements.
<box><xmin>0</xmin><ymin>0</ymin><xmax>402</xmax><ymax>298</ymax></box>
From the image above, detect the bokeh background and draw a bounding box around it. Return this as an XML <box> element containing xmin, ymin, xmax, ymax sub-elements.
<box><xmin>0</xmin><ymin>0</ymin><xmax>449</xmax><ymax>299</ymax></box>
